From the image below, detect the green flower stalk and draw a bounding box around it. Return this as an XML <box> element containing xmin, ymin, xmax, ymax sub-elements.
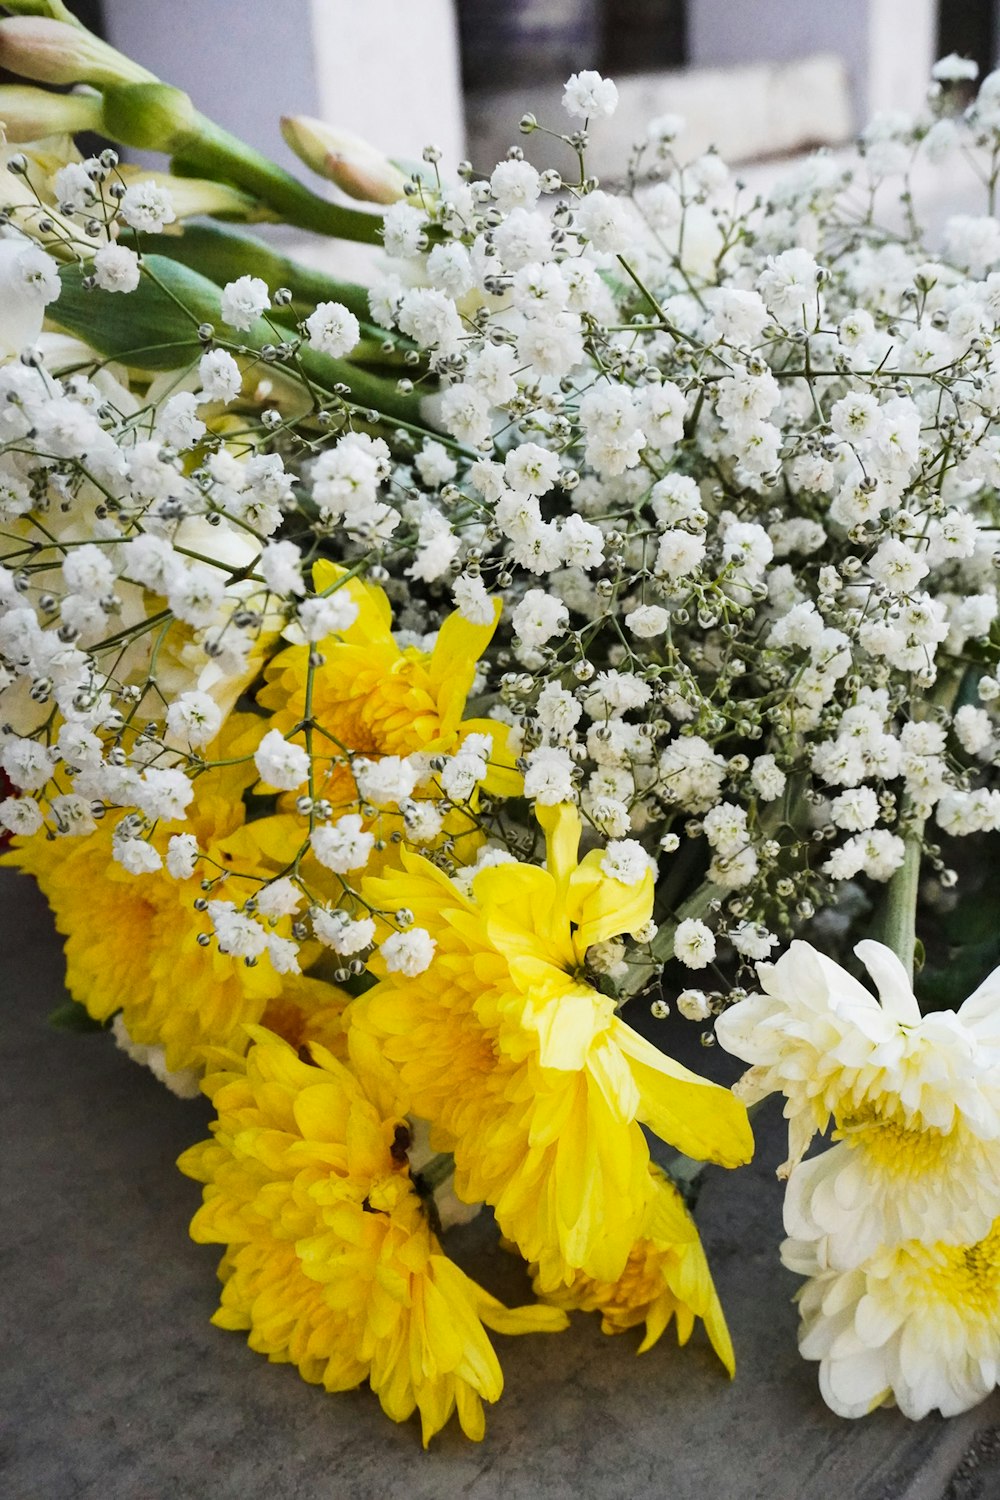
<box><xmin>878</xmin><ymin>671</ymin><xmax>964</xmax><ymax>985</ymax></box>
<box><xmin>51</xmin><ymin>254</ymin><xmax>426</xmax><ymax>424</ymax></box>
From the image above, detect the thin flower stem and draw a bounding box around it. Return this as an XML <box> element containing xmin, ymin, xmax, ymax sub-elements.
<box><xmin>880</xmin><ymin>670</ymin><xmax>964</xmax><ymax>984</ymax></box>
<box><xmin>881</xmin><ymin>825</ymin><xmax>924</xmax><ymax>986</ymax></box>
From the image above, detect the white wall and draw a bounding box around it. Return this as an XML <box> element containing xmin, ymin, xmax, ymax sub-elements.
<box><xmin>309</xmin><ymin>0</ymin><xmax>464</xmax><ymax>165</ymax></box>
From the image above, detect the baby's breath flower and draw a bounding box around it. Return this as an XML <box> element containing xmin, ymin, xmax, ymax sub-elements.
<box><xmin>92</xmin><ymin>242</ymin><xmax>140</xmax><ymax>294</ymax></box>
<box><xmin>562</xmin><ymin>70</ymin><xmax>619</xmax><ymax>120</ymax></box>
<box><xmin>119</xmin><ymin>180</ymin><xmax>176</xmax><ymax>232</ymax></box>
<box><xmin>220</xmin><ymin>274</ymin><xmax>269</xmax><ymax>331</ymax></box>
<box><xmin>674</xmin><ymin>918</ymin><xmax>717</xmax><ymax>970</ymax></box>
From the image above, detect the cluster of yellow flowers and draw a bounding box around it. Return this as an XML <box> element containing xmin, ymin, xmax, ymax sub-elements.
<box><xmin>5</xmin><ymin>564</ymin><xmax>752</xmax><ymax>1445</ymax></box>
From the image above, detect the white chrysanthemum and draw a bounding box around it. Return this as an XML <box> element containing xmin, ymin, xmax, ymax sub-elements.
<box><xmin>716</xmin><ymin>940</ymin><xmax>1000</xmax><ymax>1204</ymax></box>
<box><xmin>784</xmin><ymin>1219</ymin><xmax>1000</xmax><ymax>1419</ymax></box>
<box><xmin>782</xmin><ymin>1113</ymin><xmax>1000</xmax><ymax>1269</ymax></box>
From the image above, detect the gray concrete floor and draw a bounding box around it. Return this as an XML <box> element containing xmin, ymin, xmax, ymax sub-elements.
<box><xmin>3</xmin><ymin>866</ymin><xmax>999</xmax><ymax>1500</ymax></box>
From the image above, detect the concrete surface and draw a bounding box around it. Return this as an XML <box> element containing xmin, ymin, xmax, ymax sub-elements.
<box><xmin>3</xmin><ymin>866</ymin><xmax>999</xmax><ymax>1500</ymax></box>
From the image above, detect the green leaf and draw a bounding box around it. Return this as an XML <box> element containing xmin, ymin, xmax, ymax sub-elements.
<box><xmin>51</xmin><ymin>255</ymin><xmax>425</xmax><ymax>423</ymax></box>
<box><xmin>53</xmin><ymin>255</ymin><xmax>226</xmax><ymax>368</ymax></box>
<box><xmin>48</xmin><ymin>999</ymin><xmax>106</xmax><ymax>1032</ymax></box>
<box><xmin>136</xmin><ymin>222</ymin><xmax>394</xmax><ymax>341</ymax></box>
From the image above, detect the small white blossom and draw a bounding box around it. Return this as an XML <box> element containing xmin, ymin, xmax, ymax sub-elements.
<box><xmin>353</xmin><ymin>755</ymin><xmax>418</xmax><ymax>807</ymax></box>
<box><xmin>166</xmin><ymin>833</ymin><xmax>199</xmax><ymax>880</ymax></box>
<box><xmin>0</xmin><ymin>796</ymin><xmax>43</xmax><ymax>835</ymax></box>
<box><xmin>625</xmin><ymin>604</ymin><xmax>670</xmax><ymax>638</ymax></box>
<box><xmin>198</xmin><ymin>348</ymin><xmax>242</xmax><ymax>404</ymax></box>
<box><xmin>304</xmin><ymin>300</ymin><xmax>360</xmax><ymax>358</ymax></box>
<box><xmin>601</xmin><ymin>838</ymin><xmax>651</xmax><ymax>886</ymax></box>
<box><xmin>220</xmin><ymin>274</ymin><xmax>270</xmax><ymax>331</ymax></box>
<box><xmin>255</xmin><ymin>878</ymin><xmax>303</xmax><ymax>919</ymax></box>
<box><xmin>165</xmin><ymin>691</ymin><xmax>222</xmax><ymax>748</ymax></box>
<box><xmin>562</xmin><ymin>70</ymin><xmax>619</xmax><ymax>120</ymax></box>
<box><xmin>313</xmin><ymin>909</ymin><xmax>376</xmax><ymax>955</ymax></box>
<box><xmin>119</xmin><ymin>180</ymin><xmax>176</xmax><ymax>233</ymax></box>
<box><xmin>254</xmin><ymin>729</ymin><xmax>310</xmax><ymax>791</ymax></box>
<box><xmin>92</xmin><ymin>242</ymin><xmax>140</xmax><ymax>294</ymax></box>
<box><xmin>310</xmin><ymin>815</ymin><xmax>374</xmax><ymax>873</ymax></box>
<box><xmin>674</xmin><ymin>918</ymin><xmax>717</xmax><ymax>969</ymax></box>
<box><xmin>381</xmin><ymin>927</ymin><xmax>436</xmax><ymax>975</ymax></box>
<box><xmin>114</xmin><ymin>838</ymin><xmax>163</xmax><ymax>875</ymax></box>
<box><xmin>677</xmin><ymin>988</ymin><xmax>712</xmax><ymax>1021</ymax></box>
<box><xmin>296</xmin><ymin>591</ymin><xmax>360</xmax><ymax>641</ymax></box>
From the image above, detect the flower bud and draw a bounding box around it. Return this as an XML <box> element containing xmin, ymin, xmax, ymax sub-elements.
<box><xmin>100</xmin><ymin>82</ymin><xmax>198</xmax><ymax>152</ymax></box>
<box><xmin>0</xmin><ymin>16</ymin><xmax>156</xmax><ymax>88</ymax></box>
<box><xmin>0</xmin><ymin>82</ymin><xmax>102</xmax><ymax>141</ymax></box>
<box><xmin>280</xmin><ymin>116</ymin><xmax>406</xmax><ymax>204</ymax></box>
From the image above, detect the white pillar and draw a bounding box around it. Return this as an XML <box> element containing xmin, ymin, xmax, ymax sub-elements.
<box><xmin>309</xmin><ymin>0</ymin><xmax>464</xmax><ymax>165</ymax></box>
<box><xmin>866</xmin><ymin>0</ymin><xmax>937</xmax><ymax>119</ymax></box>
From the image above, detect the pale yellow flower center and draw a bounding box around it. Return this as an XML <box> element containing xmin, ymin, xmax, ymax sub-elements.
<box><xmin>834</xmin><ymin>1100</ymin><xmax>952</xmax><ymax>1178</ymax></box>
<box><xmin>912</xmin><ymin>1222</ymin><xmax>1000</xmax><ymax>1319</ymax></box>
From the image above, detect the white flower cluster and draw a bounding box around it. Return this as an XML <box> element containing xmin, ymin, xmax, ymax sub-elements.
<box><xmin>5</xmin><ymin>60</ymin><xmax>1000</xmax><ymax>995</ymax></box>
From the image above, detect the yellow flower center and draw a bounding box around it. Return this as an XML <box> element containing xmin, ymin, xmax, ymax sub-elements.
<box><xmin>914</xmin><ymin>1221</ymin><xmax>1000</xmax><ymax>1319</ymax></box>
<box><xmin>834</xmin><ymin>1100</ymin><xmax>952</xmax><ymax>1179</ymax></box>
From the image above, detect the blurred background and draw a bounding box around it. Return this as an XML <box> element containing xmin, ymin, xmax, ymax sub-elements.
<box><xmin>9</xmin><ymin>1</ymin><xmax>994</xmax><ymax>248</ymax></box>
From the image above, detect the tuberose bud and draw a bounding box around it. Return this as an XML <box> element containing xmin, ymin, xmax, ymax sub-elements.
<box><xmin>280</xmin><ymin>116</ymin><xmax>407</xmax><ymax>204</ymax></box>
<box><xmin>115</xmin><ymin>164</ymin><xmax>272</xmax><ymax>224</ymax></box>
<box><xmin>0</xmin><ymin>16</ymin><xmax>157</xmax><ymax>88</ymax></box>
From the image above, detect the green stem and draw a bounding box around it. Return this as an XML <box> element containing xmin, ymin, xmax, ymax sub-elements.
<box><xmin>414</xmin><ymin>1151</ymin><xmax>455</xmax><ymax>1193</ymax></box>
<box><xmin>172</xmin><ymin>116</ymin><xmax>383</xmax><ymax>244</ymax></box>
<box><xmin>881</xmin><ymin>824</ymin><xmax>923</xmax><ymax>985</ymax></box>
<box><xmin>138</xmin><ymin>222</ymin><xmax>383</xmax><ymax>331</ymax></box>
<box><xmin>878</xmin><ymin>668</ymin><xmax>965</xmax><ymax>983</ymax></box>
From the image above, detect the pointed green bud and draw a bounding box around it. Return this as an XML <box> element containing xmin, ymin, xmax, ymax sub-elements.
<box><xmin>100</xmin><ymin>82</ymin><xmax>199</xmax><ymax>152</ymax></box>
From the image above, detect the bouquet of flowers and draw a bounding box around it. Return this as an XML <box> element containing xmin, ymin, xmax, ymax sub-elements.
<box><xmin>3</xmin><ymin>0</ymin><xmax>1000</xmax><ymax>1441</ymax></box>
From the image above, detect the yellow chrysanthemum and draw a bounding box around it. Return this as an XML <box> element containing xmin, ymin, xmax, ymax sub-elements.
<box><xmin>4</xmin><ymin>743</ymin><xmax>326</xmax><ymax>1072</ymax></box>
<box><xmin>257</xmin><ymin>561</ymin><xmax>521</xmax><ymax>839</ymax></box>
<box><xmin>178</xmin><ymin>1028</ymin><xmax>567</xmax><ymax>1446</ymax></box>
<box><xmin>532</xmin><ymin>1165</ymin><xmax>735</xmax><ymax>1375</ymax></box>
<box><xmin>354</xmin><ymin>804</ymin><xmax>753</xmax><ymax>1285</ymax></box>
<box><xmin>260</xmin><ymin>982</ymin><xmax>352</xmax><ymax>1058</ymax></box>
